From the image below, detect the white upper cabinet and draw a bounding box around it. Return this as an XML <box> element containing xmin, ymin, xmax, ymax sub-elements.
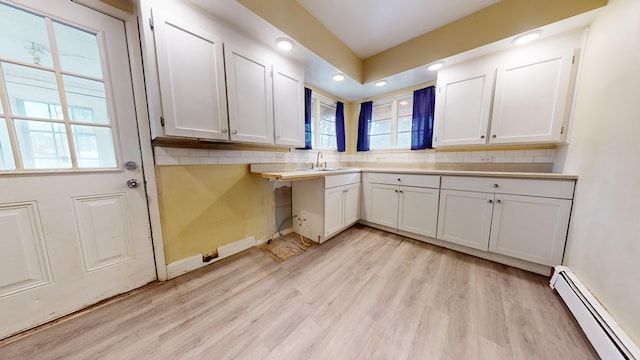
<box><xmin>273</xmin><ymin>65</ymin><xmax>305</xmax><ymax>147</ymax></box>
<box><xmin>433</xmin><ymin>31</ymin><xmax>582</xmax><ymax>148</ymax></box>
<box><xmin>433</xmin><ymin>64</ymin><xmax>495</xmax><ymax>147</ymax></box>
<box><xmin>224</xmin><ymin>44</ymin><xmax>274</xmax><ymax>144</ymax></box>
<box><xmin>490</xmin><ymin>49</ymin><xmax>576</xmax><ymax>144</ymax></box>
<box><xmin>152</xmin><ymin>10</ymin><xmax>228</xmax><ymax>140</ymax></box>
<box><xmin>142</xmin><ymin>2</ymin><xmax>305</xmax><ymax>146</ymax></box>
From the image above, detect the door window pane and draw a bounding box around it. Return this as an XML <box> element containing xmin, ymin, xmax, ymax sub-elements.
<box><xmin>63</xmin><ymin>75</ymin><xmax>108</xmax><ymax>124</ymax></box>
<box><xmin>53</xmin><ymin>21</ymin><xmax>103</xmax><ymax>79</ymax></box>
<box><xmin>71</xmin><ymin>125</ymin><xmax>116</xmax><ymax>168</ymax></box>
<box><xmin>0</xmin><ymin>119</ymin><xmax>15</xmax><ymax>170</ymax></box>
<box><xmin>3</xmin><ymin>63</ymin><xmax>62</xmax><ymax>119</ymax></box>
<box><xmin>15</xmin><ymin>119</ymin><xmax>71</xmax><ymax>169</ymax></box>
<box><xmin>0</xmin><ymin>3</ymin><xmax>53</xmax><ymax>67</ymax></box>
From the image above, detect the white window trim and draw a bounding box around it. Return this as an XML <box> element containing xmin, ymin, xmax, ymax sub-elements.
<box><xmin>311</xmin><ymin>92</ymin><xmax>338</xmax><ymax>150</ymax></box>
<box><xmin>370</xmin><ymin>93</ymin><xmax>413</xmax><ymax>151</ymax></box>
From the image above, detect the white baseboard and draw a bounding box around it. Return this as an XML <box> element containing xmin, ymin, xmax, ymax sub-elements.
<box><xmin>166</xmin><ymin>235</ymin><xmax>256</xmax><ymax>279</ymax></box>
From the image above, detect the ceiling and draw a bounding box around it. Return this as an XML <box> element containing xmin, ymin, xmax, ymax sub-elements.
<box><xmin>186</xmin><ymin>0</ymin><xmax>601</xmax><ymax>102</ymax></box>
<box><xmin>296</xmin><ymin>0</ymin><xmax>500</xmax><ymax>59</ymax></box>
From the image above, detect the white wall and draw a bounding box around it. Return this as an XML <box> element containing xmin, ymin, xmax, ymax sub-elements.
<box><xmin>555</xmin><ymin>0</ymin><xmax>640</xmax><ymax>345</ymax></box>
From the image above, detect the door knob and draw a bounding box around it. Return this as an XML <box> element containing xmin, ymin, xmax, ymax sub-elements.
<box><xmin>127</xmin><ymin>179</ymin><xmax>140</xmax><ymax>188</ymax></box>
<box><xmin>124</xmin><ymin>161</ymin><xmax>137</xmax><ymax>170</ymax></box>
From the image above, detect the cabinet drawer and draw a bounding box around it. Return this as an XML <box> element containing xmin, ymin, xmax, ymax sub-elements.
<box><xmin>441</xmin><ymin>176</ymin><xmax>575</xmax><ymax>199</ymax></box>
<box><xmin>325</xmin><ymin>173</ymin><xmax>361</xmax><ymax>188</ymax></box>
<box><xmin>363</xmin><ymin>172</ymin><xmax>440</xmax><ymax>188</ymax></box>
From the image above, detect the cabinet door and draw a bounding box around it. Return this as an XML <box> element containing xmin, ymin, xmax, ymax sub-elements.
<box><xmin>437</xmin><ymin>190</ymin><xmax>493</xmax><ymax>251</ymax></box>
<box><xmin>489</xmin><ymin>49</ymin><xmax>575</xmax><ymax>144</ymax></box>
<box><xmin>324</xmin><ymin>186</ymin><xmax>345</xmax><ymax>237</ymax></box>
<box><xmin>152</xmin><ymin>10</ymin><xmax>228</xmax><ymax>140</ymax></box>
<box><xmin>489</xmin><ymin>194</ymin><xmax>571</xmax><ymax>266</ymax></box>
<box><xmin>368</xmin><ymin>183</ymin><xmax>399</xmax><ymax>228</ymax></box>
<box><xmin>224</xmin><ymin>44</ymin><xmax>274</xmax><ymax>144</ymax></box>
<box><xmin>433</xmin><ymin>66</ymin><xmax>494</xmax><ymax>147</ymax></box>
<box><xmin>273</xmin><ymin>65</ymin><xmax>304</xmax><ymax>146</ymax></box>
<box><xmin>398</xmin><ymin>186</ymin><xmax>439</xmax><ymax>237</ymax></box>
<box><xmin>343</xmin><ymin>183</ymin><xmax>361</xmax><ymax>226</ymax></box>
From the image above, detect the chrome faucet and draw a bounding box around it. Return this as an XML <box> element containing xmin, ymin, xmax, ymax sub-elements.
<box><xmin>315</xmin><ymin>151</ymin><xmax>323</xmax><ymax>168</ymax></box>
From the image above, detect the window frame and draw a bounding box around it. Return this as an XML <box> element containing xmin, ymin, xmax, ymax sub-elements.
<box><xmin>310</xmin><ymin>92</ymin><xmax>338</xmax><ymax>150</ymax></box>
<box><xmin>369</xmin><ymin>93</ymin><xmax>413</xmax><ymax>150</ymax></box>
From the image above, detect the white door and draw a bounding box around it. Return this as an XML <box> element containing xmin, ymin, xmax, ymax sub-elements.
<box><xmin>0</xmin><ymin>0</ymin><xmax>156</xmax><ymax>339</ymax></box>
<box><xmin>437</xmin><ymin>190</ymin><xmax>494</xmax><ymax>251</ymax></box>
<box><xmin>368</xmin><ymin>183</ymin><xmax>399</xmax><ymax>228</ymax></box>
<box><xmin>324</xmin><ymin>186</ymin><xmax>345</xmax><ymax>238</ymax></box>
<box><xmin>489</xmin><ymin>194</ymin><xmax>572</xmax><ymax>265</ymax></box>
<box><xmin>152</xmin><ymin>9</ymin><xmax>229</xmax><ymax>140</ymax></box>
<box><xmin>224</xmin><ymin>43</ymin><xmax>274</xmax><ymax>144</ymax></box>
<box><xmin>398</xmin><ymin>186</ymin><xmax>439</xmax><ymax>237</ymax></box>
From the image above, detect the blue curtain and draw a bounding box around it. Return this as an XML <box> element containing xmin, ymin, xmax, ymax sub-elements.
<box><xmin>335</xmin><ymin>101</ymin><xmax>346</xmax><ymax>152</ymax></box>
<box><xmin>357</xmin><ymin>101</ymin><xmax>373</xmax><ymax>152</ymax></box>
<box><xmin>411</xmin><ymin>86</ymin><xmax>435</xmax><ymax>150</ymax></box>
<box><xmin>301</xmin><ymin>87</ymin><xmax>312</xmax><ymax>149</ymax></box>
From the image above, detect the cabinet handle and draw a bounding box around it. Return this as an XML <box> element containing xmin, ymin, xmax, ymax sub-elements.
<box><xmin>222</xmin><ymin>128</ymin><xmax>228</xmax><ymax>133</ymax></box>
<box><xmin>488</xmin><ymin>199</ymin><xmax>493</xmax><ymax>204</ymax></box>
<box><xmin>397</xmin><ymin>178</ymin><xmax>401</xmax><ymax>182</ymax></box>
<box><xmin>395</xmin><ymin>189</ymin><xmax>398</xmax><ymax>193</ymax></box>
<box><xmin>493</xmin><ymin>183</ymin><xmax>499</xmax><ymax>188</ymax></box>
<box><xmin>232</xmin><ymin>129</ymin><xmax>238</xmax><ymax>134</ymax></box>
<box><xmin>495</xmin><ymin>199</ymin><xmax>502</xmax><ymax>204</ymax></box>
<box><xmin>399</xmin><ymin>190</ymin><xmax>404</xmax><ymax>194</ymax></box>
<box><xmin>480</xmin><ymin>135</ymin><xmax>485</xmax><ymax>139</ymax></box>
<box><xmin>492</xmin><ymin>134</ymin><xmax>497</xmax><ymax>138</ymax></box>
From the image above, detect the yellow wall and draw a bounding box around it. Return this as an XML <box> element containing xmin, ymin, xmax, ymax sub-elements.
<box><xmin>155</xmin><ymin>164</ymin><xmax>275</xmax><ymax>264</ymax></box>
<box><xmin>238</xmin><ymin>0</ymin><xmax>606</xmax><ymax>84</ymax></box>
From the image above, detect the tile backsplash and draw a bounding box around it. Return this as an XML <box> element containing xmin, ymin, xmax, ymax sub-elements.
<box><xmin>154</xmin><ymin>146</ymin><xmax>555</xmax><ymax>167</ymax></box>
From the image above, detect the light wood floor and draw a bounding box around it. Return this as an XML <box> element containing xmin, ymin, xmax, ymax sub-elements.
<box><xmin>0</xmin><ymin>225</ymin><xmax>597</xmax><ymax>359</ymax></box>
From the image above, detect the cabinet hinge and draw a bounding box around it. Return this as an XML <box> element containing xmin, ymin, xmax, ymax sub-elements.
<box><xmin>149</xmin><ymin>17</ymin><xmax>154</xmax><ymax>30</ymax></box>
<box><xmin>561</xmin><ymin>126</ymin><xmax>564</xmax><ymax>134</ymax></box>
<box><xmin>572</xmin><ymin>55</ymin><xmax>575</xmax><ymax>64</ymax></box>
<box><xmin>160</xmin><ymin>116</ymin><xmax>165</xmax><ymax>126</ymax></box>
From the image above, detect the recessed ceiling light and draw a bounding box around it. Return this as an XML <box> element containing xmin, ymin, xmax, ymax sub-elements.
<box><xmin>374</xmin><ymin>80</ymin><xmax>387</xmax><ymax>87</ymax></box>
<box><xmin>275</xmin><ymin>37</ymin><xmax>294</xmax><ymax>52</ymax></box>
<box><xmin>427</xmin><ymin>62</ymin><xmax>444</xmax><ymax>71</ymax></box>
<box><xmin>513</xmin><ymin>30</ymin><xmax>542</xmax><ymax>45</ymax></box>
<box><xmin>332</xmin><ymin>73</ymin><xmax>345</xmax><ymax>82</ymax></box>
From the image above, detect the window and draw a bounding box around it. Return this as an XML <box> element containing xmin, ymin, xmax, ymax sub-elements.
<box><xmin>370</xmin><ymin>95</ymin><xmax>413</xmax><ymax>150</ymax></box>
<box><xmin>0</xmin><ymin>2</ymin><xmax>117</xmax><ymax>171</ymax></box>
<box><xmin>310</xmin><ymin>94</ymin><xmax>337</xmax><ymax>150</ymax></box>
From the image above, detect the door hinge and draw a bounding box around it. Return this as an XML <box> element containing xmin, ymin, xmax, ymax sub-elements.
<box><xmin>572</xmin><ymin>55</ymin><xmax>575</xmax><ymax>64</ymax></box>
<box><xmin>434</xmin><ymin>135</ymin><xmax>438</xmax><ymax>142</ymax></box>
<box><xmin>149</xmin><ymin>16</ymin><xmax>154</xmax><ymax>30</ymax></box>
<box><xmin>561</xmin><ymin>126</ymin><xmax>564</xmax><ymax>134</ymax></box>
<box><xmin>160</xmin><ymin>116</ymin><xmax>165</xmax><ymax>126</ymax></box>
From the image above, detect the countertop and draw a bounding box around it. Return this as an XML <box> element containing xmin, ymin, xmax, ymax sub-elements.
<box><xmin>250</xmin><ymin>166</ymin><xmax>578</xmax><ymax>181</ymax></box>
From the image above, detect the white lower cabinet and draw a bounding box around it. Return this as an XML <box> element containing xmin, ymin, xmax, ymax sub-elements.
<box><xmin>437</xmin><ymin>190</ymin><xmax>494</xmax><ymax>251</ymax></box>
<box><xmin>363</xmin><ymin>173</ymin><xmax>440</xmax><ymax>238</ymax></box>
<box><xmin>292</xmin><ymin>173</ymin><xmax>361</xmax><ymax>244</ymax></box>
<box><xmin>437</xmin><ymin>176</ymin><xmax>575</xmax><ymax>266</ymax></box>
<box><xmin>488</xmin><ymin>194</ymin><xmax>572</xmax><ymax>266</ymax></box>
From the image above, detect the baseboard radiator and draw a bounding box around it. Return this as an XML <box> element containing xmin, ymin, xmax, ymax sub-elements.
<box><xmin>550</xmin><ymin>266</ymin><xmax>640</xmax><ymax>359</ymax></box>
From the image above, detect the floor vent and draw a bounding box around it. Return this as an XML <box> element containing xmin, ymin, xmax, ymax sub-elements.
<box><xmin>550</xmin><ymin>266</ymin><xmax>639</xmax><ymax>359</ymax></box>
